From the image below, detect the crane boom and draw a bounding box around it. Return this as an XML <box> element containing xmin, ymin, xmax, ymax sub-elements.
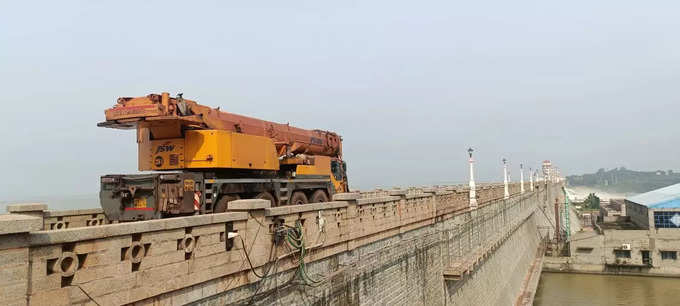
<box><xmin>98</xmin><ymin>92</ymin><xmax>342</xmax><ymax>159</ymax></box>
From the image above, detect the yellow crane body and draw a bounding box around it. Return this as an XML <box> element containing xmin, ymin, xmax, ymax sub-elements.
<box><xmin>146</xmin><ymin>130</ymin><xmax>280</xmax><ymax>171</ymax></box>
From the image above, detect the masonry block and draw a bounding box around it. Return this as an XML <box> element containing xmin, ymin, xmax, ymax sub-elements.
<box><xmin>7</xmin><ymin>203</ymin><xmax>47</xmax><ymax>214</ymax></box>
<box><xmin>333</xmin><ymin>192</ymin><xmax>361</xmax><ymax>201</ymax></box>
<box><xmin>227</xmin><ymin>199</ymin><xmax>270</xmax><ymax>210</ymax></box>
<box><xmin>0</xmin><ymin>214</ymin><xmax>42</xmax><ymax>235</ymax></box>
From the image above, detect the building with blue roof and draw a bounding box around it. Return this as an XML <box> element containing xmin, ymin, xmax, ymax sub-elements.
<box><xmin>625</xmin><ymin>183</ymin><xmax>680</xmax><ymax>229</ymax></box>
<box><xmin>562</xmin><ymin>182</ymin><xmax>680</xmax><ymax>275</ymax></box>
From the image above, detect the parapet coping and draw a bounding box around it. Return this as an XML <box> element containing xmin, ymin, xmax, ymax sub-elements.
<box><xmin>265</xmin><ymin>201</ymin><xmax>348</xmax><ymax>217</ymax></box>
<box><xmin>406</xmin><ymin>193</ymin><xmax>434</xmax><ymax>200</ymax></box>
<box><xmin>28</xmin><ymin>211</ymin><xmax>248</xmax><ymax>246</ymax></box>
<box><xmin>332</xmin><ymin>192</ymin><xmax>361</xmax><ymax>201</ymax></box>
<box><xmin>7</xmin><ymin>203</ymin><xmax>48</xmax><ymax>213</ymax></box>
<box><xmin>43</xmin><ymin>208</ymin><xmax>105</xmax><ymax>217</ymax></box>
<box><xmin>356</xmin><ymin>196</ymin><xmax>401</xmax><ymax>206</ymax></box>
<box><xmin>388</xmin><ymin>190</ymin><xmax>407</xmax><ymax>196</ymax></box>
<box><xmin>227</xmin><ymin>199</ymin><xmax>271</xmax><ymax>210</ymax></box>
<box><xmin>435</xmin><ymin>191</ymin><xmax>455</xmax><ymax>196</ymax></box>
<box><xmin>0</xmin><ymin>214</ymin><xmax>43</xmax><ymax>235</ymax></box>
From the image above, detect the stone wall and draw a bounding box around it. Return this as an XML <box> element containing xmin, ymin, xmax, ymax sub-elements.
<box><xmin>0</xmin><ymin>182</ymin><xmax>555</xmax><ymax>306</ymax></box>
<box><xmin>444</xmin><ymin>215</ymin><xmax>540</xmax><ymax>306</ymax></box>
<box><xmin>192</xmin><ymin>186</ymin><xmax>547</xmax><ymax>306</ymax></box>
<box><xmin>6</xmin><ymin>203</ymin><xmax>112</xmax><ymax>231</ymax></box>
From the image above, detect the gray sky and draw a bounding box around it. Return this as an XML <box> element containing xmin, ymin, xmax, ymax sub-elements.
<box><xmin>1</xmin><ymin>1</ymin><xmax>679</xmax><ymax>201</ymax></box>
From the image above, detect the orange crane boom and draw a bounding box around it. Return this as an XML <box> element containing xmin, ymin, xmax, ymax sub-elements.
<box><xmin>99</xmin><ymin>92</ymin><xmax>342</xmax><ymax>159</ymax></box>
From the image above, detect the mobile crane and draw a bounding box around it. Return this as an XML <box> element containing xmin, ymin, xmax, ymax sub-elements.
<box><xmin>98</xmin><ymin>93</ymin><xmax>348</xmax><ymax>221</ymax></box>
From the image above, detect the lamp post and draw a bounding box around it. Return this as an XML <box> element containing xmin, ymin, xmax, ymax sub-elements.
<box><xmin>468</xmin><ymin>148</ymin><xmax>478</xmax><ymax>209</ymax></box>
<box><xmin>503</xmin><ymin>158</ymin><xmax>509</xmax><ymax>200</ymax></box>
<box><xmin>520</xmin><ymin>163</ymin><xmax>525</xmax><ymax>194</ymax></box>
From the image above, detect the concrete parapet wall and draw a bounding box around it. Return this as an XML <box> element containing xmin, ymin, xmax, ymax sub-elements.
<box><xmin>6</xmin><ymin>204</ymin><xmax>113</xmax><ymax>231</ymax></box>
<box><xmin>0</xmin><ymin>182</ymin><xmax>557</xmax><ymax>306</ymax></box>
<box><xmin>190</xmin><ymin>185</ymin><xmax>549</xmax><ymax>306</ymax></box>
<box><xmin>42</xmin><ymin>208</ymin><xmax>113</xmax><ymax>231</ymax></box>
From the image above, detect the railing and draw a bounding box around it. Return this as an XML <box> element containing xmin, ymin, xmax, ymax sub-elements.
<box><xmin>0</xmin><ymin>181</ymin><xmax>552</xmax><ymax>305</ymax></box>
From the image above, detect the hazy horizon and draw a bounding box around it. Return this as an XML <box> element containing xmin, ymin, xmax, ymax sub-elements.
<box><xmin>3</xmin><ymin>1</ymin><xmax>680</xmax><ymax>203</ymax></box>
<box><xmin>3</xmin><ymin>165</ymin><xmax>674</xmax><ymax>203</ymax></box>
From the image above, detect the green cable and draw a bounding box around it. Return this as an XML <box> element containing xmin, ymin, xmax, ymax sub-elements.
<box><xmin>281</xmin><ymin>221</ymin><xmax>325</xmax><ymax>286</ymax></box>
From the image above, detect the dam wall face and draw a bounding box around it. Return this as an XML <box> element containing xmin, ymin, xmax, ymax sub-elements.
<box><xmin>444</xmin><ymin>214</ymin><xmax>540</xmax><ymax>306</ymax></box>
<box><xmin>194</xmin><ymin>185</ymin><xmax>553</xmax><ymax>306</ymax></box>
<box><xmin>0</xmin><ymin>182</ymin><xmax>557</xmax><ymax>306</ymax></box>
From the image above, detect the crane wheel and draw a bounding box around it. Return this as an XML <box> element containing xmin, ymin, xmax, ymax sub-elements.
<box><xmin>255</xmin><ymin>192</ymin><xmax>277</xmax><ymax>207</ymax></box>
<box><xmin>310</xmin><ymin>190</ymin><xmax>329</xmax><ymax>203</ymax></box>
<box><xmin>290</xmin><ymin>191</ymin><xmax>308</xmax><ymax>205</ymax></box>
<box><xmin>214</xmin><ymin>194</ymin><xmax>240</xmax><ymax>213</ymax></box>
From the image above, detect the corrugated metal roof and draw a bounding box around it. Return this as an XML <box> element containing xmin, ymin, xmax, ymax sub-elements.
<box><xmin>626</xmin><ymin>183</ymin><xmax>680</xmax><ymax>208</ymax></box>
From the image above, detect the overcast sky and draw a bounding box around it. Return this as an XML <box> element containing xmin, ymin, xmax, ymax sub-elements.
<box><xmin>1</xmin><ymin>1</ymin><xmax>679</xmax><ymax>201</ymax></box>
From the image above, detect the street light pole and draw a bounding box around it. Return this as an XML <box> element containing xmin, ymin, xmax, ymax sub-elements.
<box><xmin>520</xmin><ymin>163</ymin><xmax>525</xmax><ymax>194</ymax></box>
<box><xmin>468</xmin><ymin>148</ymin><xmax>478</xmax><ymax>209</ymax></box>
<box><xmin>503</xmin><ymin>158</ymin><xmax>509</xmax><ymax>200</ymax></box>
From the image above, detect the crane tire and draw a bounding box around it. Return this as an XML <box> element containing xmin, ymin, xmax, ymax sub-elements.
<box><xmin>310</xmin><ymin>190</ymin><xmax>329</xmax><ymax>203</ymax></box>
<box><xmin>290</xmin><ymin>191</ymin><xmax>309</xmax><ymax>205</ymax></box>
<box><xmin>255</xmin><ymin>191</ymin><xmax>277</xmax><ymax>207</ymax></box>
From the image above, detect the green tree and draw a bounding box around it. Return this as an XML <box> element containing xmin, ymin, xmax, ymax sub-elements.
<box><xmin>583</xmin><ymin>193</ymin><xmax>600</xmax><ymax>209</ymax></box>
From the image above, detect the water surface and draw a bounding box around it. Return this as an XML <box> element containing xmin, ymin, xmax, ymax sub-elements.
<box><xmin>534</xmin><ymin>272</ymin><xmax>680</xmax><ymax>306</ymax></box>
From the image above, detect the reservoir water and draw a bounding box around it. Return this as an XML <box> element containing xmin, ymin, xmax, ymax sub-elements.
<box><xmin>534</xmin><ymin>272</ymin><xmax>680</xmax><ymax>306</ymax></box>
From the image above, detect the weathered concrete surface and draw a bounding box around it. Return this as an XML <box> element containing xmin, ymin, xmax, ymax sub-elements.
<box><xmin>0</xmin><ymin>182</ymin><xmax>557</xmax><ymax>306</ymax></box>
<box><xmin>444</xmin><ymin>211</ymin><xmax>541</xmax><ymax>306</ymax></box>
<box><xmin>332</xmin><ymin>192</ymin><xmax>361</xmax><ymax>201</ymax></box>
<box><xmin>226</xmin><ymin>199</ymin><xmax>271</xmax><ymax>211</ymax></box>
<box><xmin>0</xmin><ymin>214</ymin><xmax>43</xmax><ymax>235</ymax></box>
<box><xmin>7</xmin><ymin>203</ymin><xmax>48</xmax><ymax>214</ymax></box>
<box><xmin>516</xmin><ymin>238</ymin><xmax>546</xmax><ymax>305</ymax></box>
<box><xmin>5</xmin><ymin>203</ymin><xmax>113</xmax><ymax>231</ymax></box>
<box><xmin>544</xmin><ymin>226</ymin><xmax>680</xmax><ymax>277</ymax></box>
<box><xmin>189</xmin><ymin>184</ymin><xmax>553</xmax><ymax>306</ymax></box>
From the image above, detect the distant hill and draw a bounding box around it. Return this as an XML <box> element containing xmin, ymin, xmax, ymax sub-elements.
<box><xmin>567</xmin><ymin>168</ymin><xmax>680</xmax><ymax>194</ymax></box>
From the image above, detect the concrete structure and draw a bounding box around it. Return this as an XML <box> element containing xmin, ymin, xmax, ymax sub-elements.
<box><xmin>541</xmin><ymin>160</ymin><xmax>563</xmax><ymax>183</ymax></box>
<box><xmin>599</xmin><ymin>199</ymin><xmax>626</xmax><ymax>223</ymax></box>
<box><xmin>545</xmin><ymin>183</ymin><xmax>680</xmax><ymax>276</ymax></box>
<box><xmin>0</xmin><ymin>180</ymin><xmax>563</xmax><ymax>306</ymax></box>
<box><xmin>611</xmin><ymin>198</ymin><xmax>627</xmax><ymax>217</ymax></box>
<box><xmin>5</xmin><ymin>204</ymin><xmax>112</xmax><ymax>231</ymax></box>
<box><xmin>542</xmin><ymin>160</ymin><xmax>552</xmax><ymax>181</ymax></box>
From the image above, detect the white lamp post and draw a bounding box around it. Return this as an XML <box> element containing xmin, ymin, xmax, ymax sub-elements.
<box><xmin>503</xmin><ymin>158</ymin><xmax>509</xmax><ymax>200</ymax></box>
<box><xmin>468</xmin><ymin>148</ymin><xmax>478</xmax><ymax>209</ymax></box>
<box><xmin>520</xmin><ymin>163</ymin><xmax>525</xmax><ymax>194</ymax></box>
